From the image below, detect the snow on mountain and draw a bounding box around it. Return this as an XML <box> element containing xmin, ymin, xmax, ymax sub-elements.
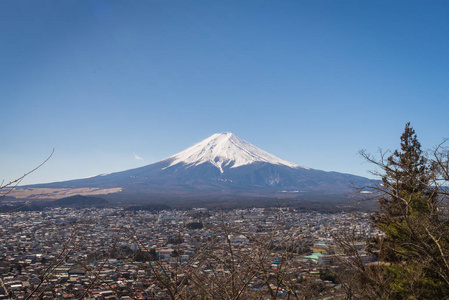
<box><xmin>164</xmin><ymin>132</ymin><xmax>307</xmax><ymax>173</ymax></box>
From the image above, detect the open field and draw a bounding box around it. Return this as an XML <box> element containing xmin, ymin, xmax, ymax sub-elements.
<box><xmin>6</xmin><ymin>187</ymin><xmax>122</xmax><ymax>200</ymax></box>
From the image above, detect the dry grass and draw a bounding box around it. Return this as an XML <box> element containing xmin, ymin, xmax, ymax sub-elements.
<box><xmin>6</xmin><ymin>187</ymin><xmax>122</xmax><ymax>199</ymax></box>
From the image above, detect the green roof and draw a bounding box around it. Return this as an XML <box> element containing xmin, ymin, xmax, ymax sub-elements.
<box><xmin>305</xmin><ymin>252</ymin><xmax>324</xmax><ymax>262</ymax></box>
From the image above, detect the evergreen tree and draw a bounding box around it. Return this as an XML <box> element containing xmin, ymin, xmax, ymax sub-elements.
<box><xmin>339</xmin><ymin>123</ymin><xmax>449</xmax><ymax>299</ymax></box>
<box><xmin>367</xmin><ymin>123</ymin><xmax>449</xmax><ymax>299</ymax></box>
<box><xmin>372</xmin><ymin>123</ymin><xmax>447</xmax><ymax>299</ymax></box>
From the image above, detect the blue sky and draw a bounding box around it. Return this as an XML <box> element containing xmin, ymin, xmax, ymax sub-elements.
<box><xmin>2</xmin><ymin>0</ymin><xmax>449</xmax><ymax>185</ymax></box>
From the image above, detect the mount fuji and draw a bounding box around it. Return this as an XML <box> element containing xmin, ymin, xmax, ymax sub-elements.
<box><xmin>18</xmin><ymin>133</ymin><xmax>373</xmax><ymax>203</ymax></box>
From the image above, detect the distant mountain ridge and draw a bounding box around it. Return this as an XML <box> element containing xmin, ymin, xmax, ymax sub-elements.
<box><xmin>18</xmin><ymin>133</ymin><xmax>373</xmax><ymax>202</ymax></box>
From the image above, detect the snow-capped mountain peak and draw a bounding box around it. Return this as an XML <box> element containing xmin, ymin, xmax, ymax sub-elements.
<box><xmin>164</xmin><ymin>132</ymin><xmax>306</xmax><ymax>173</ymax></box>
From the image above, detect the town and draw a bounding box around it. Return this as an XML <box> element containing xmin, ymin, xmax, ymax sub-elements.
<box><xmin>0</xmin><ymin>206</ymin><xmax>382</xmax><ymax>299</ymax></box>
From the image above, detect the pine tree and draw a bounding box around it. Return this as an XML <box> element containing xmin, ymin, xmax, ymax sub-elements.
<box><xmin>336</xmin><ymin>123</ymin><xmax>449</xmax><ymax>299</ymax></box>
<box><xmin>373</xmin><ymin>123</ymin><xmax>434</xmax><ymax>250</ymax></box>
<box><xmin>367</xmin><ymin>123</ymin><xmax>449</xmax><ymax>299</ymax></box>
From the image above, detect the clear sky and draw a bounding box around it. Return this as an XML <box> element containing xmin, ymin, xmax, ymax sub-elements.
<box><xmin>2</xmin><ymin>0</ymin><xmax>449</xmax><ymax>185</ymax></box>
